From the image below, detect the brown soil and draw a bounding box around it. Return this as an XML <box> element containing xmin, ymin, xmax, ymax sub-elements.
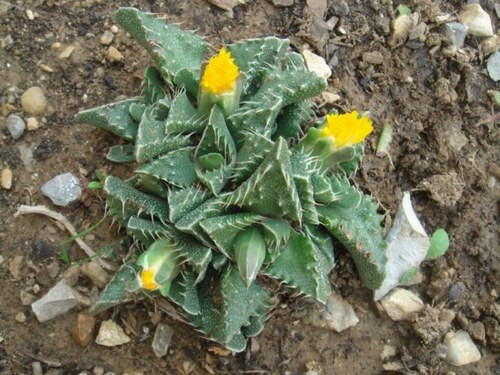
<box><xmin>0</xmin><ymin>1</ymin><xmax>498</xmax><ymax>374</ymax></box>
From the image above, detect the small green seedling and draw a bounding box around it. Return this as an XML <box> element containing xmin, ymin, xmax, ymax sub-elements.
<box><xmin>426</xmin><ymin>228</ymin><xmax>450</xmax><ymax>260</ymax></box>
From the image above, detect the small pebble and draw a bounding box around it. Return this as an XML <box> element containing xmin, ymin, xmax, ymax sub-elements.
<box><xmin>58</xmin><ymin>45</ymin><xmax>75</xmax><ymax>59</ymax></box>
<box><xmin>380</xmin><ymin>344</ymin><xmax>397</xmax><ymax>360</ymax></box>
<box><xmin>380</xmin><ymin>288</ymin><xmax>424</xmax><ymax>321</ymax></box>
<box><xmin>448</xmin><ymin>281</ymin><xmax>466</xmax><ymax>301</ymax></box>
<box><xmin>304</xmin><ymin>292</ymin><xmax>359</xmax><ymax>332</ymax></box>
<box><xmin>96</xmin><ymin>320</ymin><xmax>131</xmax><ymax>347</ymax></box>
<box><xmin>26</xmin><ymin>9</ymin><xmax>34</xmax><ymax>20</ymax></box>
<box><xmin>15</xmin><ymin>311</ymin><xmax>27</xmax><ymax>323</ymax></box>
<box><xmin>110</xmin><ymin>25</ymin><xmax>119</xmax><ymax>33</ymax></box>
<box><xmin>100</xmin><ymin>30</ymin><xmax>114</xmax><ymax>45</ymax></box>
<box><xmin>20</xmin><ymin>290</ymin><xmax>36</xmax><ymax>306</ymax></box>
<box><xmin>362</xmin><ymin>51</ymin><xmax>384</xmax><ymax>65</ymax></box>
<box><xmin>9</xmin><ymin>255</ymin><xmax>24</xmax><ymax>279</ymax></box>
<box><xmin>6</xmin><ymin>114</ymin><xmax>26</xmax><ymax>139</ymax></box>
<box><xmin>17</xmin><ymin>143</ymin><xmax>34</xmax><ymax>171</ymax></box>
<box><xmin>442</xmin><ymin>22</ymin><xmax>469</xmax><ymax>48</ymax></box>
<box><xmin>73</xmin><ymin>313</ymin><xmax>97</xmax><ymax>347</ymax></box>
<box><xmin>80</xmin><ymin>261</ymin><xmax>110</xmax><ymax>288</ymax></box>
<box><xmin>302</xmin><ymin>49</ymin><xmax>331</xmax><ymax>79</ymax></box>
<box><xmin>444</xmin><ymin>330</ymin><xmax>481</xmax><ymax>366</ymax></box>
<box><xmin>469</xmin><ymin>321</ymin><xmax>486</xmax><ymax>343</ymax></box>
<box><xmin>41</xmin><ymin>172</ymin><xmax>82</xmax><ymax>206</ymax></box>
<box><xmin>32</xmin><ymin>361</ymin><xmax>43</xmax><ymax>375</ymax></box>
<box><xmin>487</xmin><ymin>51</ymin><xmax>500</xmax><ymax>81</ymax></box>
<box><xmin>1</xmin><ymin>168</ymin><xmax>13</xmax><ymax>189</ymax></box>
<box><xmin>39</xmin><ymin>64</ymin><xmax>54</xmax><ymax>73</ymax></box>
<box><xmin>152</xmin><ymin>323</ymin><xmax>174</xmax><ymax>358</ymax></box>
<box><xmin>458</xmin><ymin>4</ymin><xmax>494</xmax><ymax>37</ymax></box>
<box><xmin>272</xmin><ymin>0</ymin><xmax>293</xmax><ymax>7</ymax></box>
<box><xmin>21</xmin><ymin>87</ymin><xmax>47</xmax><ymax>115</ymax></box>
<box><xmin>26</xmin><ymin>117</ymin><xmax>41</xmax><ymax>131</ymax></box>
<box><xmin>106</xmin><ymin>46</ymin><xmax>124</xmax><ymax>62</ymax></box>
<box><xmin>51</xmin><ymin>41</ymin><xmax>61</xmax><ymax>50</ymax></box>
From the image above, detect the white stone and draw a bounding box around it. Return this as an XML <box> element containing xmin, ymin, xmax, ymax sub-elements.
<box><xmin>1</xmin><ymin>168</ymin><xmax>13</xmax><ymax>189</ymax></box>
<box><xmin>96</xmin><ymin>320</ymin><xmax>131</xmax><ymax>347</ymax></box>
<box><xmin>444</xmin><ymin>330</ymin><xmax>481</xmax><ymax>366</ymax></box>
<box><xmin>380</xmin><ymin>288</ymin><xmax>424</xmax><ymax>321</ymax></box>
<box><xmin>487</xmin><ymin>51</ymin><xmax>500</xmax><ymax>82</ymax></box>
<box><xmin>305</xmin><ymin>292</ymin><xmax>359</xmax><ymax>332</ymax></box>
<box><xmin>26</xmin><ymin>117</ymin><xmax>41</xmax><ymax>131</ymax></box>
<box><xmin>31</xmin><ymin>279</ymin><xmax>85</xmax><ymax>322</ymax></box>
<box><xmin>99</xmin><ymin>30</ymin><xmax>114</xmax><ymax>45</ymax></box>
<box><xmin>152</xmin><ymin>323</ymin><xmax>173</xmax><ymax>358</ymax></box>
<box><xmin>302</xmin><ymin>49</ymin><xmax>331</xmax><ymax>79</ymax></box>
<box><xmin>374</xmin><ymin>192</ymin><xmax>430</xmax><ymax>300</ymax></box>
<box><xmin>458</xmin><ymin>4</ymin><xmax>494</xmax><ymax>37</ymax></box>
<box><xmin>21</xmin><ymin>87</ymin><xmax>47</xmax><ymax>115</ymax></box>
<box><xmin>41</xmin><ymin>172</ymin><xmax>82</xmax><ymax>206</ymax></box>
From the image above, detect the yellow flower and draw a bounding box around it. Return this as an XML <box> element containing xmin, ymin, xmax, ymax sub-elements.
<box><xmin>140</xmin><ymin>268</ymin><xmax>158</xmax><ymax>291</ymax></box>
<box><xmin>200</xmin><ymin>48</ymin><xmax>239</xmax><ymax>95</ymax></box>
<box><xmin>320</xmin><ymin>111</ymin><xmax>373</xmax><ymax>149</ymax></box>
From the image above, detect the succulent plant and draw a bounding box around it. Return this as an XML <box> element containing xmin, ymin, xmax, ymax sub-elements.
<box><xmin>77</xmin><ymin>8</ymin><xmax>391</xmax><ymax>352</ymax></box>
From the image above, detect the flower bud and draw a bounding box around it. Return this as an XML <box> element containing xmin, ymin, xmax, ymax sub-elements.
<box><xmin>233</xmin><ymin>227</ymin><xmax>266</xmax><ymax>288</ymax></box>
<box><xmin>137</xmin><ymin>238</ymin><xmax>181</xmax><ymax>296</ymax></box>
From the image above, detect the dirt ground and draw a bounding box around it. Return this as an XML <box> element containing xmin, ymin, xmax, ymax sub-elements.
<box><xmin>0</xmin><ymin>0</ymin><xmax>499</xmax><ymax>374</ymax></box>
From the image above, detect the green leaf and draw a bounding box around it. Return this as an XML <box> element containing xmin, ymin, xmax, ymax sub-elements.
<box><xmin>396</xmin><ymin>4</ymin><xmax>412</xmax><ymax>16</ymax></box>
<box><xmin>106</xmin><ymin>145</ymin><xmax>136</xmax><ymax>163</ymax></box>
<box><xmin>318</xmin><ymin>189</ymin><xmax>387</xmax><ymax>290</ymax></box>
<box><xmin>200</xmin><ymin>213</ymin><xmax>263</xmax><ymax>256</ymax></box>
<box><xmin>426</xmin><ymin>229</ymin><xmax>449</xmax><ymax>260</ymax></box>
<box><xmin>135</xmin><ymin>107</ymin><xmax>192</xmax><ymax>163</ymax></box>
<box><xmin>136</xmin><ymin>147</ymin><xmax>197</xmax><ymax>188</ymax></box>
<box><xmin>265</xmin><ymin>231</ymin><xmax>331</xmax><ymax>303</ymax></box>
<box><xmin>77</xmin><ymin>99</ymin><xmax>139</xmax><ymax>141</ymax></box>
<box><xmin>104</xmin><ymin>175</ymin><xmax>169</xmax><ymax>223</ymax></box>
<box><xmin>226</xmin><ymin>138</ymin><xmax>302</xmax><ymax>222</ymax></box>
<box><xmin>169</xmin><ymin>269</ymin><xmax>201</xmax><ymax>315</ymax></box>
<box><xmin>90</xmin><ymin>264</ymin><xmax>139</xmax><ymax>314</ymax></box>
<box><xmin>116</xmin><ymin>8</ymin><xmax>208</xmax><ymax>85</ymax></box>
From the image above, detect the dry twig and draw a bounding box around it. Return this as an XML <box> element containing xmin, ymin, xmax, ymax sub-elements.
<box><xmin>13</xmin><ymin>205</ymin><xmax>115</xmax><ymax>271</ymax></box>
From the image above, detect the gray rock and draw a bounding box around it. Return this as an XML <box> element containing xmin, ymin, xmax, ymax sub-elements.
<box><xmin>444</xmin><ymin>330</ymin><xmax>481</xmax><ymax>366</ymax></box>
<box><xmin>487</xmin><ymin>51</ymin><xmax>500</xmax><ymax>81</ymax></box>
<box><xmin>330</xmin><ymin>0</ymin><xmax>349</xmax><ymax>16</ymax></box>
<box><xmin>96</xmin><ymin>320</ymin><xmax>130</xmax><ymax>346</ymax></box>
<box><xmin>152</xmin><ymin>323</ymin><xmax>174</xmax><ymax>358</ymax></box>
<box><xmin>17</xmin><ymin>143</ymin><xmax>34</xmax><ymax>171</ymax></box>
<box><xmin>41</xmin><ymin>173</ymin><xmax>82</xmax><ymax>206</ymax></box>
<box><xmin>31</xmin><ymin>278</ymin><xmax>85</xmax><ymax>322</ymax></box>
<box><xmin>496</xmin><ymin>3</ymin><xmax>500</xmax><ymax>19</ymax></box>
<box><xmin>6</xmin><ymin>115</ymin><xmax>26</xmax><ymax>139</ymax></box>
<box><xmin>0</xmin><ymin>1</ymin><xmax>12</xmax><ymax>16</ymax></box>
<box><xmin>442</xmin><ymin>22</ymin><xmax>469</xmax><ymax>48</ymax></box>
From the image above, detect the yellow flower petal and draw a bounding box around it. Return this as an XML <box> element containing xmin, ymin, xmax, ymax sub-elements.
<box><xmin>320</xmin><ymin>111</ymin><xmax>373</xmax><ymax>149</ymax></box>
<box><xmin>200</xmin><ymin>48</ymin><xmax>239</xmax><ymax>95</ymax></box>
<box><xmin>140</xmin><ymin>268</ymin><xmax>159</xmax><ymax>291</ymax></box>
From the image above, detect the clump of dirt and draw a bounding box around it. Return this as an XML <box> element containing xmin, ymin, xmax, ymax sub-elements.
<box><xmin>0</xmin><ymin>0</ymin><xmax>498</xmax><ymax>374</ymax></box>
